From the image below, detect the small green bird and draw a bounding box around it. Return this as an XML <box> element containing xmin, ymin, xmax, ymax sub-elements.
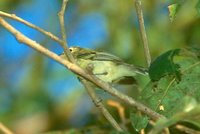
<box><xmin>60</xmin><ymin>46</ymin><xmax>148</xmax><ymax>85</ymax></box>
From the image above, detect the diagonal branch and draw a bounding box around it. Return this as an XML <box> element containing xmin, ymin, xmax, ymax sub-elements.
<box><xmin>0</xmin><ymin>122</ymin><xmax>14</xmax><ymax>134</ymax></box>
<box><xmin>0</xmin><ymin>11</ymin><xmax>63</xmax><ymax>44</ymax></box>
<box><xmin>0</xmin><ymin>17</ymin><xmax>164</xmax><ymax>121</ymax></box>
<box><xmin>81</xmin><ymin>79</ymin><xmax>123</xmax><ymax>131</ymax></box>
<box><xmin>175</xmin><ymin>124</ymin><xmax>200</xmax><ymax>134</ymax></box>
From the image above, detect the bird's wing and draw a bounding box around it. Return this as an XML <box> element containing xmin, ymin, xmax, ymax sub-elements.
<box><xmin>76</xmin><ymin>49</ymin><xmax>124</xmax><ymax>62</ymax></box>
<box><xmin>75</xmin><ymin>48</ymin><xmax>96</xmax><ymax>59</ymax></box>
<box><xmin>92</xmin><ymin>52</ymin><xmax>124</xmax><ymax>62</ymax></box>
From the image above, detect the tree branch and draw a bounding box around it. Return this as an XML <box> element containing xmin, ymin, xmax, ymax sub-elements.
<box><xmin>58</xmin><ymin>0</ymin><xmax>75</xmax><ymax>62</ymax></box>
<box><xmin>0</xmin><ymin>17</ymin><xmax>164</xmax><ymax>121</ymax></box>
<box><xmin>0</xmin><ymin>11</ymin><xmax>63</xmax><ymax>44</ymax></box>
<box><xmin>81</xmin><ymin>79</ymin><xmax>123</xmax><ymax>131</ymax></box>
<box><xmin>135</xmin><ymin>0</ymin><xmax>151</xmax><ymax>67</ymax></box>
<box><xmin>107</xmin><ymin>100</ymin><xmax>126</xmax><ymax>129</ymax></box>
<box><xmin>175</xmin><ymin>124</ymin><xmax>200</xmax><ymax>134</ymax></box>
<box><xmin>57</xmin><ymin>1</ymin><xmax>123</xmax><ymax>131</ymax></box>
<box><xmin>0</xmin><ymin>122</ymin><xmax>14</xmax><ymax>134</ymax></box>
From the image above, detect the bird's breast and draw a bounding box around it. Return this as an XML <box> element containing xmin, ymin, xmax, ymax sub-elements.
<box><xmin>77</xmin><ymin>59</ymin><xmax>136</xmax><ymax>83</ymax></box>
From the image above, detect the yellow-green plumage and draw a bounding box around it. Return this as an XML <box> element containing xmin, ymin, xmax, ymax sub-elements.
<box><xmin>60</xmin><ymin>46</ymin><xmax>148</xmax><ymax>84</ymax></box>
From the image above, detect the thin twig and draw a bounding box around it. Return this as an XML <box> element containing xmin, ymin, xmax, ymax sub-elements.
<box><xmin>0</xmin><ymin>11</ymin><xmax>63</xmax><ymax>44</ymax></box>
<box><xmin>175</xmin><ymin>124</ymin><xmax>200</xmax><ymax>134</ymax></box>
<box><xmin>81</xmin><ymin>79</ymin><xmax>123</xmax><ymax>132</ymax></box>
<box><xmin>107</xmin><ymin>100</ymin><xmax>126</xmax><ymax>128</ymax></box>
<box><xmin>0</xmin><ymin>122</ymin><xmax>14</xmax><ymax>134</ymax></box>
<box><xmin>57</xmin><ymin>1</ymin><xmax>123</xmax><ymax>131</ymax></box>
<box><xmin>0</xmin><ymin>17</ymin><xmax>164</xmax><ymax>121</ymax></box>
<box><xmin>135</xmin><ymin>0</ymin><xmax>151</xmax><ymax>67</ymax></box>
<box><xmin>58</xmin><ymin>0</ymin><xmax>75</xmax><ymax>62</ymax></box>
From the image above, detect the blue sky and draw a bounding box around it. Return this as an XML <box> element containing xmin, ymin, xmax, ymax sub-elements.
<box><xmin>0</xmin><ymin>1</ymin><xmax>109</xmax><ymax>126</ymax></box>
<box><xmin>0</xmin><ymin>0</ymin><xmax>108</xmax><ymax>98</ymax></box>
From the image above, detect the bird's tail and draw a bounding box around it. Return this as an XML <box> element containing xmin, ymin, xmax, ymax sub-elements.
<box><xmin>124</xmin><ymin>63</ymin><xmax>149</xmax><ymax>75</ymax></box>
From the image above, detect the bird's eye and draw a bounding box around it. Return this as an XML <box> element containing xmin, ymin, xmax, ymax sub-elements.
<box><xmin>69</xmin><ymin>48</ymin><xmax>72</xmax><ymax>52</ymax></box>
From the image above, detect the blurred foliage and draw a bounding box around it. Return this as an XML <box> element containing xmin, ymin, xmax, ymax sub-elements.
<box><xmin>0</xmin><ymin>0</ymin><xmax>25</xmax><ymax>11</ymax></box>
<box><xmin>0</xmin><ymin>0</ymin><xmax>200</xmax><ymax>134</ymax></box>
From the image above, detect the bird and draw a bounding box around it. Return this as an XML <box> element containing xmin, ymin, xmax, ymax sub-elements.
<box><xmin>60</xmin><ymin>46</ymin><xmax>148</xmax><ymax>85</ymax></box>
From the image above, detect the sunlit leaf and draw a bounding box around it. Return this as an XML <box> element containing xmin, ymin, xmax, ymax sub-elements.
<box><xmin>141</xmin><ymin>48</ymin><xmax>200</xmax><ymax>118</ymax></box>
<box><xmin>168</xmin><ymin>3</ymin><xmax>180</xmax><ymax>22</ymax></box>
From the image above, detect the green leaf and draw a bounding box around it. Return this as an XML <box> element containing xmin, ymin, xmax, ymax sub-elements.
<box><xmin>149</xmin><ymin>101</ymin><xmax>200</xmax><ymax>134</ymax></box>
<box><xmin>130</xmin><ymin>113</ymin><xmax>149</xmax><ymax>131</ymax></box>
<box><xmin>149</xmin><ymin>49</ymin><xmax>181</xmax><ymax>81</ymax></box>
<box><xmin>168</xmin><ymin>3</ymin><xmax>180</xmax><ymax>22</ymax></box>
<box><xmin>141</xmin><ymin>48</ymin><xmax>200</xmax><ymax>118</ymax></box>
